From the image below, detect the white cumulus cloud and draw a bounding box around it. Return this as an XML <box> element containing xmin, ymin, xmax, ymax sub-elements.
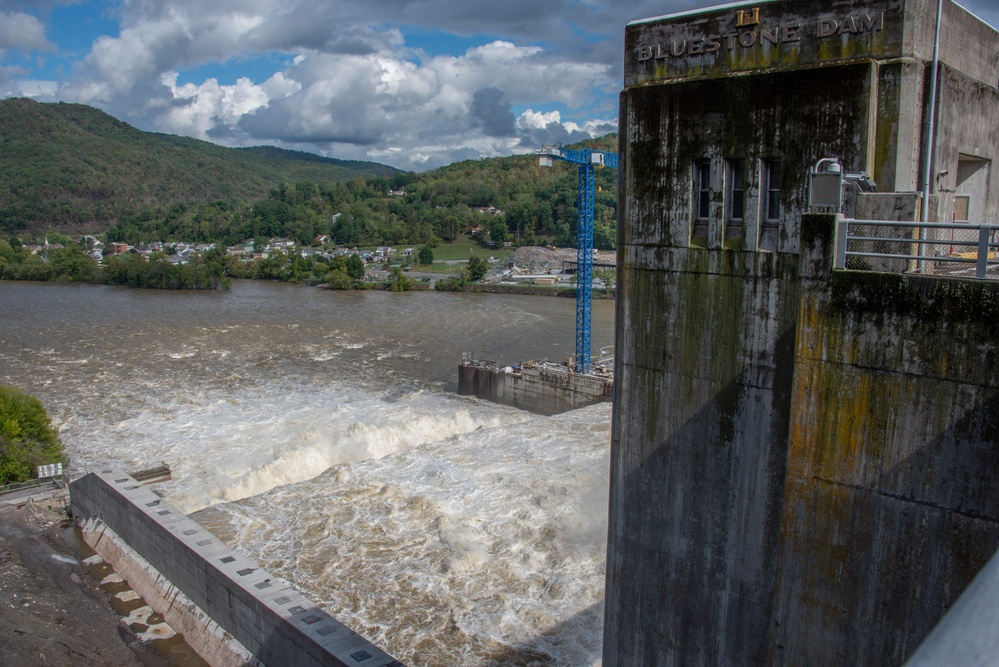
<box><xmin>0</xmin><ymin>11</ymin><xmax>51</xmax><ymax>56</ymax></box>
<box><xmin>2</xmin><ymin>0</ymin><xmax>636</xmax><ymax>169</ymax></box>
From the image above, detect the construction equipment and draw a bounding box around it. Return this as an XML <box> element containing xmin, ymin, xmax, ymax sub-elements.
<box><xmin>539</xmin><ymin>144</ymin><xmax>618</xmax><ymax>374</ymax></box>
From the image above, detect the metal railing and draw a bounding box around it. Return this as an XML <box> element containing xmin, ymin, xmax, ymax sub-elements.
<box><xmin>0</xmin><ymin>476</ymin><xmax>62</xmax><ymax>496</ymax></box>
<box><xmin>835</xmin><ymin>219</ymin><xmax>999</xmax><ymax>279</ymax></box>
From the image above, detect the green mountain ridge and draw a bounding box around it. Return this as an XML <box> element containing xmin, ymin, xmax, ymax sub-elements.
<box><xmin>0</xmin><ymin>98</ymin><xmax>401</xmax><ymax>235</ymax></box>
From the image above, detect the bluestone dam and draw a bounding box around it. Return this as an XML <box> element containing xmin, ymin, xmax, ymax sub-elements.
<box><xmin>68</xmin><ymin>0</ymin><xmax>999</xmax><ymax>665</ymax></box>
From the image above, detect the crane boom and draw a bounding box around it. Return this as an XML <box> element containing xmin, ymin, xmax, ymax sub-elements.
<box><xmin>539</xmin><ymin>144</ymin><xmax>618</xmax><ymax>374</ymax></box>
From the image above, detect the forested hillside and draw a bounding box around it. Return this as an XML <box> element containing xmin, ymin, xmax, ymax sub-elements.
<box><xmin>100</xmin><ymin>136</ymin><xmax>618</xmax><ymax>249</ymax></box>
<box><xmin>0</xmin><ymin>99</ymin><xmax>618</xmax><ymax>250</ymax></box>
<box><xmin>0</xmin><ymin>98</ymin><xmax>401</xmax><ymax>234</ymax></box>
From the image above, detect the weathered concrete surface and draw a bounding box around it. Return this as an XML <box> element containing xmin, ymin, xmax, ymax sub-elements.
<box><xmin>71</xmin><ymin>471</ymin><xmax>403</xmax><ymax>667</ymax></box>
<box><xmin>625</xmin><ymin>0</ymin><xmax>999</xmax><ymax>89</ymax></box>
<box><xmin>605</xmin><ymin>235</ymin><xmax>800</xmax><ymax>665</ymax></box>
<box><xmin>619</xmin><ymin>62</ymin><xmax>875</xmax><ymax>256</ymax></box>
<box><xmin>606</xmin><ymin>211</ymin><xmax>999</xmax><ymax>666</ymax></box>
<box><xmin>933</xmin><ymin>62</ymin><xmax>999</xmax><ymax>223</ymax></box>
<box><xmin>625</xmin><ymin>0</ymin><xmax>908</xmax><ymax>86</ymax></box>
<box><xmin>81</xmin><ymin>517</ymin><xmax>259</xmax><ymax>667</ymax></box>
<box><xmin>610</xmin><ymin>2</ymin><xmax>999</xmax><ymax>662</ymax></box>
<box><xmin>458</xmin><ymin>362</ymin><xmax>613</xmax><ymax>415</ymax></box>
<box><xmin>771</xmin><ymin>217</ymin><xmax>999</xmax><ymax>665</ymax></box>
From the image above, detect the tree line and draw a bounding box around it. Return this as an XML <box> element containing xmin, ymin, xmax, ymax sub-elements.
<box><xmin>0</xmin><ymin>239</ymin><xmax>228</xmax><ymax>290</ymax></box>
<box><xmin>98</xmin><ymin>137</ymin><xmax>618</xmax><ymax>252</ymax></box>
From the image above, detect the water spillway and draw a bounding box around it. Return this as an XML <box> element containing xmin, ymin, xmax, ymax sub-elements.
<box><xmin>71</xmin><ymin>469</ymin><xmax>403</xmax><ymax>667</ymax></box>
<box><xmin>0</xmin><ymin>281</ymin><xmax>614</xmax><ymax>666</ymax></box>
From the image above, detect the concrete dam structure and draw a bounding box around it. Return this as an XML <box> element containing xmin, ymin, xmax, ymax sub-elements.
<box><xmin>458</xmin><ymin>357</ymin><xmax>614</xmax><ymax>415</ymax></box>
<box><xmin>606</xmin><ymin>0</ymin><xmax>999</xmax><ymax>665</ymax></box>
<box><xmin>71</xmin><ymin>470</ymin><xmax>403</xmax><ymax>667</ymax></box>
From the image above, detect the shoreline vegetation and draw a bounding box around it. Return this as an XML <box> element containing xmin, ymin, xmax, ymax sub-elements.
<box><xmin>0</xmin><ymin>237</ymin><xmax>616</xmax><ymax>297</ymax></box>
<box><xmin>0</xmin><ymin>386</ymin><xmax>66</xmax><ymax>486</ymax></box>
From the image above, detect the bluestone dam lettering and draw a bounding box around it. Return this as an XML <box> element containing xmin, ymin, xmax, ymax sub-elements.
<box><xmin>636</xmin><ymin>13</ymin><xmax>885</xmax><ymax>62</ymax></box>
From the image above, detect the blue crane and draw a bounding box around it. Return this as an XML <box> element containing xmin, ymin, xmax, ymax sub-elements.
<box><xmin>538</xmin><ymin>144</ymin><xmax>618</xmax><ymax>374</ymax></box>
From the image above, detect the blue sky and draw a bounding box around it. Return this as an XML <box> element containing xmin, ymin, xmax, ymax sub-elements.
<box><xmin>1</xmin><ymin>0</ymin><xmax>997</xmax><ymax>171</ymax></box>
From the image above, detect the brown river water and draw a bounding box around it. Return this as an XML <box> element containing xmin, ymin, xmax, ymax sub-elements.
<box><xmin>1</xmin><ymin>280</ymin><xmax>615</xmax><ymax>666</ymax></box>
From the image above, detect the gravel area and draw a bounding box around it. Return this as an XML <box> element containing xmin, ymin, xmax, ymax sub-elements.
<box><xmin>0</xmin><ymin>499</ymin><xmax>144</xmax><ymax>666</ymax></box>
<box><xmin>502</xmin><ymin>246</ymin><xmax>616</xmax><ymax>273</ymax></box>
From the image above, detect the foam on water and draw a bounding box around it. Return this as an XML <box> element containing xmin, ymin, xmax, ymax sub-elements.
<box><xmin>0</xmin><ymin>281</ymin><xmax>616</xmax><ymax>666</ymax></box>
<box><xmin>196</xmin><ymin>403</ymin><xmax>612</xmax><ymax>667</ymax></box>
<box><xmin>65</xmin><ymin>375</ymin><xmax>531</xmax><ymax>514</ymax></box>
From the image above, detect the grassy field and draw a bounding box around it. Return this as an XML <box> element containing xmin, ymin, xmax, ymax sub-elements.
<box><xmin>429</xmin><ymin>236</ymin><xmax>512</xmax><ymax>262</ymax></box>
<box><xmin>373</xmin><ymin>235</ymin><xmax>513</xmax><ymax>274</ymax></box>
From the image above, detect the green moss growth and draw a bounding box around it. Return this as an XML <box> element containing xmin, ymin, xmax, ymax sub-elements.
<box><xmin>800</xmin><ymin>214</ymin><xmax>837</xmax><ymax>252</ymax></box>
<box><xmin>830</xmin><ymin>271</ymin><xmax>999</xmax><ymax>325</ymax></box>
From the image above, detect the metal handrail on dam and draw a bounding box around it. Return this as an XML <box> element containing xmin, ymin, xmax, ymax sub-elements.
<box><xmin>836</xmin><ymin>219</ymin><xmax>999</xmax><ymax>279</ymax></box>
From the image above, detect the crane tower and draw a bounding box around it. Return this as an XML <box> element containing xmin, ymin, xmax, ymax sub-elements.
<box><xmin>539</xmin><ymin>144</ymin><xmax>618</xmax><ymax>374</ymax></box>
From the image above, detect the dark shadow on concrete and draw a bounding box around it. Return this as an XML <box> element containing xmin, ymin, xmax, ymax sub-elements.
<box><xmin>776</xmin><ymin>391</ymin><xmax>999</xmax><ymax>665</ymax></box>
<box><xmin>607</xmin><ymin>370</ymin><xmax>792</xmax><ymax>667</ymax></box>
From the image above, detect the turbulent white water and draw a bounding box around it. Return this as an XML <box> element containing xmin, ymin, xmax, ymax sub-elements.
<box><xmin>198</xmin><ymin>404</ymin><xmax>610</xmax><ymax>666</ymax></box>
<box><xmin>0</xmin><ymin>280</ymin><xmax>614</xmax><ymax>666</ymax></box>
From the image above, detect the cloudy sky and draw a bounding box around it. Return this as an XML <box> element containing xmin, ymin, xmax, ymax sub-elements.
<box><xmin>1</xmin><ymin>1</ymin><xmax>997</xmax><ymax>171</ymax></box>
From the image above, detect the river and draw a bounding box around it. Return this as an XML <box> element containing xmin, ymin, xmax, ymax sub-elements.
<box><xmin>0</xmin><ymin>280</ymin><xmax>615</xmax><ymax>666</ymax></box>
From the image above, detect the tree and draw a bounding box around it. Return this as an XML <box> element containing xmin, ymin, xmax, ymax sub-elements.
<box><xmin>346</xmin><ymin>254</ymin><xmax>366</xmax><ymax>280</ymax></box>
<box><xmin>487</xmin><ymin>217</ymin><xmax>507</xmax><ymax>245</ymax></box>
<box><xmin>418</xmin><ymin>246</ymin><xmax>434</xmax><ymax>265</ymax></box>
<box><xmin>48</xmin><ymin>246</ymin><xmax>100</xmax><ymax>282</ymax></box>
<box><xmin>467</xmin><ymin>253</ymin><xmax>488</xmax><ymax>281</ymax></box>
<box><xmin>0</xmin><ymin>386</ymin><xmax>65</xmax><ymax>485</ymax></box>
<box><xmin>434</xmin><ymin>268</ymin><xmax>470</xmax><ymax>291</ymax></box>
<box><xmin>385</xmin><ymin>266</ymin><xmax>414</xmax><ymax>292</ymax></box>
<box><xmin>326</xmin><ymin>268</ymin><xmax>355</xmax><ymax>290</ymax></box>
<box><xmin>594</xmin><ymin>267</ymin><xmax>617</xmax><ymax>294</ymax></box>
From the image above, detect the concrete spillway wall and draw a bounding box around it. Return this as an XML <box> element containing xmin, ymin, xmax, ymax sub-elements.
<box><xmin>606</xmin><ymin>241</ymin><xmax>801</xmax><ymax>665</ymax></box>
<box><xmin>458</xmin><ymin>361</ymin><xmax>613</xmax><ymax>415</ymax></box>
<box><xmin>776</xmin><ymin>219</ymin><xmax>999</xmax><ymax>663</ymax></box>
<box><xmin>606</xmin><ymin>215</ymin><xmax>999</xmax><ymax>666</ymax></box>
<box><xmin>70</xmin><ymin>470</ymin><xmax>403</xmax><ymax>667</ymax></box>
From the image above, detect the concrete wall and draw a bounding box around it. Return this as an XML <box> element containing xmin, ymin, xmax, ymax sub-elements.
<box><xmin>933</xmin><ymin>62</ymin><xmax>999</xmax><ymax>222</ymax></box>
<box><xmin>605</xmin><ymin>213</ymin><xmax>999</xmax><ymax>666</ymax></box>
<box><xmin>619</xmin><ymin>63</ymin><xmax>877</xmax><ymax>256</ymax></box>
<box><xmin>626</xmin><ymin>0</ymin><xmax>908</xmax><ymax>85</ymax></box>
<box><xmin>772</xmin><ymin>216</ymin><xmax>999</xmax><ymax>664</ymax></box>
<box><xmin>71</xmin><ymin>471</ymin><xmax>403</xmax><ymax>667</ymax></box>
<box><xmin>609</xmin><ymin>2</ymin><xmax>999</xmax><ymax>664</ymax></box>
<box><xmin>605</xmin><ymin>230</ymin><xmax>801</xmax><ymax>661</ymax></box>
<box><xmin>458</xmin><ymin>362</ymin><xmax>612</xmax><ymax>415</ymax></box>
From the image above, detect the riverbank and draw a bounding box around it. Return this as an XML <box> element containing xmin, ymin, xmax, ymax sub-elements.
<box><xmin>0</xmin><ymin>499</ymin><xmax>144</xmax><ymax>666</ymax></box>
<box><xmin>313</xmin><ymin>278</ymin><xmax>615</xmax><ymax>298</ymax></box>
